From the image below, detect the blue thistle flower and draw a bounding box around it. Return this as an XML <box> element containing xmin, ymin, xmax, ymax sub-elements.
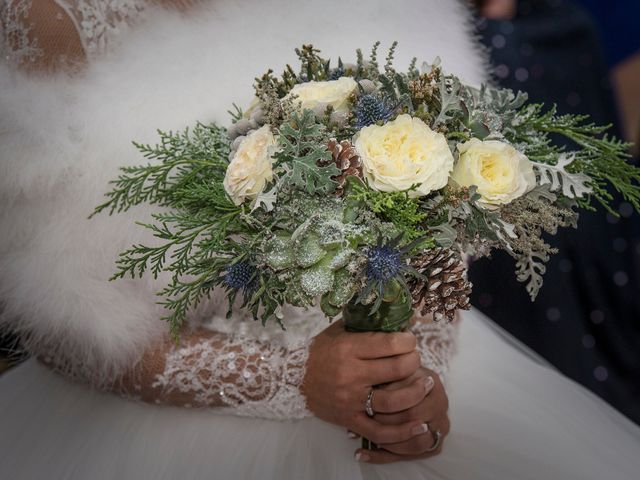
<box><xmin>329</xmin><ymin>58</ymin><xmax>346</xmax><ymax>80</ymax></box>
<box><xmin>329</xmin><ymin>67</ymin><xmax>345</xmax><ymax>80</ymax></box>
<box><xmin>366</xmin><ymin>245</ymin><xmax>404</xmax><ymax>284</ymax></box>
<box><xmin>353</xmin><ymin>93</ymin><xmax>396</xmax><ymax>129</ymax></box>
<box><xmin>223</xmin><ymin>261</ymin><xmax>256</xmax><ymax>291</ymax></box>
<box><xmin>357</xmin><ymin>234</ymin><xmax>427</xmax><ymax>314</ymax></box>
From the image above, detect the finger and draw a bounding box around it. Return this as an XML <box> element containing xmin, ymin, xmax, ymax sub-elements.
<box><xmin>374</xmin><ymin>393</ymin><xmax>445</xmax><ymax>425</ymax></box>
<box><xmin>372</xmin><ymin>375</ymin><xmax>433</xmax><ymax>413</ymax></box>
<box><xmin>379</xmin><ymin>416</ymin><xmax>450</xmax><ymax>456</ymax></box>
<box><xmin>352</xmin><ymin>331</ymin><xmax>417</xmax><ymax>359</ymax></box>
<box><xmin>366</xmin><ymin>351</ymin><xmax>421</xmax><ymax>385</ymax></box>
<box><xmin>375</xmin><ymin>378</ymin><xmax>446</xmax><ymax>425</ymax></box>
<box><xmin>376</xmin><ymin>367</ymin><xmax>440</xmax><ymax>393</ymax></box>
<box><xmin>350</xmin><ymin>412</ymin><xmax>430</xmax><ymax>445</ymax></box>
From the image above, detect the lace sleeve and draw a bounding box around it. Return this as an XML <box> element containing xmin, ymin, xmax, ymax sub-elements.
<box><xmin>0</xmin><ymin>0</ymin><xmax>192</xmax><ymax>72</ymax></box>
<box><xmin>42</xmin><ymin>328</ymin><xmax>313</xmax><ymax>421</ymax></box>
<box><xmin>40</xmin><ymin>312</ymin><xmax>456</xmax><ymax>421</ymax></box>
<box><xmin>411</xmin><ymin>316</ymin><xmax>459</xmax><ymax>382</ymax></box>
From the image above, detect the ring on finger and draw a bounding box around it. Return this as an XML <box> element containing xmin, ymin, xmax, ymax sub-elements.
<box><xmin>365</xmin><ymin>388</ymin><xmax>375</xmax><ymax>417</ymax></box>
<box><xmin>424</xmin><ymin>424</ymin><xmax>441</xmax><ymax>452</ymax></box>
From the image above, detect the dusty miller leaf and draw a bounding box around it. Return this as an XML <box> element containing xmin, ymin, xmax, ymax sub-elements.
<box><xmin>252</xmin><ymin>185</ymin><xmax>277</xmax><ymax>212</ymax></box>
<box><xmin>533</xmin><ymin>154</ymin><xmax>593</xmax><ymax>199</ymax></box>
<box><xmin>525</xmin><ymin>185</ymin><xmax>558</xmax><ymax>203</ymax></box>
<box><xmin>434</xmin><ymin>76</ymin><xmax>462</xmax><ymax>126</ymax></box>
<box><xmin>497</xmin><ymin>220</ymin><xmax>517</xmax><ymax>241</ymax></box>
<box><xmin>287</xmin><ymin>147</ymin><xmax>338</xmax><ymax>194</ymax></box>
<box><xmin>276</xmin><ymin>109</ymin><xmax>339</xmax><ymax>195</ymax></box>
<box><xmin>515</xmin><ymin>250</ymin><xmax>549</xmax><ymax>301</ymax></box>
<box><xmin>430</xmin><ymin>223</ymin><xmax>457</xmax><ymax>248</ymax></box>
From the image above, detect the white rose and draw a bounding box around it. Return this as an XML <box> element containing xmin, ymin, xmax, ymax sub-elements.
<box><xmin>451</xmin><ymin>138</ymin><xmax>536</xmax><ymax>207</ymax></box>
<box><xmin>287</xmin><ymin>77</ymin><xmax>358</xmax><ymax>114</ymax></box>
<box><xmin>223</xmin><ymin>125</ymin><xmax>276</xmax><ymax>205</ymax></box>
<box><xmin>354</xmin><ymin>114</ymin><xmax>454</xmax><ymax>197</ymax></box>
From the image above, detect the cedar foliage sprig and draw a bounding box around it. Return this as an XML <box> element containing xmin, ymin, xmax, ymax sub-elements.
<box><xmin>508</xmin><ymin>104</ymin><xmax>638</xmax><ymax>213</ymax></box>
<box><xmin>92</xmin><ymin>123</ymin><xmax>230</xmax><ymax>216</ymax></box>
<box><xmin>92</xmin><ymin>123</ymin><xmax>252</xmax><ymax>338</ymax></box>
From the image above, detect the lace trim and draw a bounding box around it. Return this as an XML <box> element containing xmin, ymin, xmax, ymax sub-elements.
<box><xmin>151</xmin><ymin>335</ymin><xmax>312</xmax><ymax>420</ymax></box>
<box><xmin>0</xmin><ymin>0</ymin><xmax>43</xmax><ymax>65</ymax></box>
<box><xmin>411</xmin><ymin>319</ymin><xmax>458</xmax><ymax>382</ymax></box>
<box><xmin>140</xmin><ymin>316</ymin><xmax>457</xmax><ymax>419</ymax></box>
<box><xmin>0</xmin><ymin>0</ymin><xmax>146</xmax><ymax>68</ymax></box>
<box><xmin>53</xmin><ymin>0</ymin><xmax>146</xmax><ymax>59</ymax></box>
<box><xmin>38</xmin><ymin>304</ymin><xmax>457</xmax><ymax>421</ymax></box>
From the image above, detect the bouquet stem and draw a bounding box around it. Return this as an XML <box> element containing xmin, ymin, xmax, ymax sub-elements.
<box><xmin>343</xmin><ymin>294</ymin><xmax>414</xmax><ymax>450</ymax></box>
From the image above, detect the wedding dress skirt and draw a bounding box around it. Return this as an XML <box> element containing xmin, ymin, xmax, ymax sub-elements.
<box><xmin>0</xmin><ymin>308</ymin><xmax>638</xmax><ymax>480</ymax></box>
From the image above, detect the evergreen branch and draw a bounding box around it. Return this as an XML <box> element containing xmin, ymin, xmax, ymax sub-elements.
<box><xmin>227</xmin><ymin>104</ymin><xmax>243</xmax><ymax>123</ymax></box>
<box><xmin>511</xmin><ymin>105</ymin><xmax>638</xmax><ymax>212</ymax></box>
<box><xmin>111</xmin><ymin>212</ymin><xmax>230</xmax><ymax>282</ymax></box>
<box><xmin>159</xmin><ymin>269</ymin><xmax>221</xmax><ymax>340</ymax></box>
<box><xmin>92</xmin><ymin>123</ymin><xmax>230</xmax><ymax>216</ymax></box>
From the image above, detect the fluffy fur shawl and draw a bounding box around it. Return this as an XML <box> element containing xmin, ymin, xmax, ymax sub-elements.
<box><xmin>0</xmin><ymin>0</ymin><xmax>486</xmax><ymax>376</ymax></box>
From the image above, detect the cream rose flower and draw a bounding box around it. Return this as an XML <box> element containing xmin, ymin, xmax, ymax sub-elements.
<box><xmin>287</xmin><ymin>77</ymin><xmax>358</xmax><ymax>114</ymax></box>
<box><xmin>354</xmin><ymin>114</ymin><xmax>454</xmax><ymax>197</ymax></box>
<box><xmin>223</xmin><ymin>125</ymin><xmax>276</xmax><ymax>205</ymax></box>
<box><xmin>451</xmin><ymin>138</ymin><xmax>536</xmax><ymax>207</ymax></box>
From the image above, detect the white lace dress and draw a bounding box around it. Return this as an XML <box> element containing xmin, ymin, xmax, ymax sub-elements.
<box><xmin>0</xmin><ymin>1</ymin><xmax>639</xmax><ymax>479</ymax></box>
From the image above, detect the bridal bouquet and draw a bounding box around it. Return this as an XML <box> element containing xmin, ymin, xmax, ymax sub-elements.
<box><xmin>94</xmin><ymin>43</ymin><xmax>639</xmax><ymax>338</ymax></box>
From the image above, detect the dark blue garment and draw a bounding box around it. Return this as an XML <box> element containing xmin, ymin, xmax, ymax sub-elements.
<box><xmin>575</xmin><ymin>0</ymin><xmax>640</xmax><ymax>66</ymax></box>
<box><xmin>472</xmin><ymin>0</ymin><xmax>640</xmax><ymax>425</ymax></box>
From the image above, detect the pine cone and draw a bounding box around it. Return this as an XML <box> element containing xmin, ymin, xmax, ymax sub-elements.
<box><xmin>408</xmin><ymin>248</ymin><xmax>472</xmax><ymax>322</ymax></box>
<box><xmin>321</xmin><ymin>139</ymin><xmax>363</xmax><ymax>196</ymax></box>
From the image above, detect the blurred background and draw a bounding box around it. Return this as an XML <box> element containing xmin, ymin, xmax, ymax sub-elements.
<box><xmin>1</xmin><ymin>0</ymin><xmax>639</xmax><ymax>426</ymax></box>
<box><xmin>471</xmin><ymin>0</ymin><xmax>640</xmax><ymax>424</ymax></box>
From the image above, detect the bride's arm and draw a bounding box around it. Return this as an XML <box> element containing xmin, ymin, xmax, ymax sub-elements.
<box><xmin>39</xmin><ymin>314</ymin><xmax>457</xmax><ymax>439</ymax></box>
<box><xmin>40</xmin><ymin>326</ymin><xmax>312</xmax><ymax>418</ymax></box>
<box><xmin>0</xmin><ymin>0</ymin><xmax>197</xmax><ymax>73</ymax></box>
<box><xmin>40</xmin><ymin>321</ymin><xmax>426</xmax><ymax>426</ymax></box>
<box><xmin>116</xmin><ymin>328</ymin><xmax>312</xmax><ymax>419</ymax></box>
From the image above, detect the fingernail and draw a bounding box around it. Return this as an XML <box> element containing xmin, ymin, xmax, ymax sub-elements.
<box><xmin>411</xmin><ymin>423</ymin><xmax>429</xmax><ymax>435</ymax></box>
<box><xmin>423</xmin><ymin>376</ymin><xmax>435</xmax><ymax>395</ymax></box>
<box><xmin>355</xmin><ymin>452</ymin><xmax>370</xmax><ymax>462</ymax></box>
<box><xmin>347</xmin><ymin>430</ymin><xmax>358</xmax><ymax>439</ymax></box>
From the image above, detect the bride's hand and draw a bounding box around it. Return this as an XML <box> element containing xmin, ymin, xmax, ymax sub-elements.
<box><xmin>303</xmin><ymin>321</ymin><xmax>428</xmax><ymax>437</ymax></box>
<box><xmin>354</xmin><ymin>367</ymin><xmax>450</xmax><ymax>463</ymax></box>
